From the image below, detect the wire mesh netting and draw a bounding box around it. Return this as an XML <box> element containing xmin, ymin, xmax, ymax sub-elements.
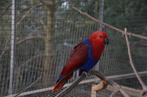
<box><xmin>0</xmin><ymin>0</ymin><xmax>147</xmax><ymax>97</ymax></box>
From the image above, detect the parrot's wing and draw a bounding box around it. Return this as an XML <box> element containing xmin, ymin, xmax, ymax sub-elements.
<box><xmin>52</xmin><ymin>43</ymin><xmax>88</xmax><ymax>92</ymax></box>
<box><xmin>61</xmin><ymin>42</ymin><xmax>88</xmax><ymax>76</ymax></box>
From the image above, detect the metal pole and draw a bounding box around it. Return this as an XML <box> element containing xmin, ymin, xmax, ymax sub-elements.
<box><xmin>99</xmin><ymin>0</ymin><xmax>104</xmax><ymax>31</ymax></box>
<box><xmin>9</xmin><ymin>0</ymin><xmax>16</xmax><ymax>95</ymax></box>
<box><xmin>94</xmin><ymin>0</ymin><xmax>105</xmax><ymax>72</ymax></box>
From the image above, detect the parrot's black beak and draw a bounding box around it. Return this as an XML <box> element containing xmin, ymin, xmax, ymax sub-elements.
<box><xmin>105</xmin><ymin>38</ymin><xmax>109</xmax><ymax>45</ymax></box>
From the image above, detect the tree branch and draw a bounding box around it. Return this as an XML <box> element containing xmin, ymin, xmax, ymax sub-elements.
<box><xmin>0</xmin><ymin>35</ymin><xmax>43</xmax><ymax>61</ymax></box>
<box><xmin>5</xmin><ymin>71</ymin><xmax>147</xmax><ymax>97</ymax></box>
<box><xmin>124</xmin><ymin>28</ymin><xmax>147</xmax><ymax>95</ymax></box>
<box><xmin>13</xmin><ymin>76</ymin><xmax>42</xmax><ymax>97</ymax></box>
<box><xmin>0</xmin><ymin>3</ymin><xmax>11</xmax><ymax>17</ymax></box>
<box><xmin>72</xmin><ymin>7</ymin><xmax>147</xmax><ymax>41</ymax></box>
<box><xmin>16</xmin><ymin>4</ymin><xmax>43</xmax><ymax>26</ymax></box>
<box><xmin>55</xmin><ymin>72</ymin><xmax>87</xmax><ymax>97</ymax></box>
<box><xmin>89</xmin><ymin>71</ymin><xmax>130</xmax><ymax>97</ymax></box>
<box><xmin>0</xmin><ymin>3</ymin><xmax>43</xmax><ymax>60</ymax></box>
<box><xmin>14</xmin><ymin>53</ymin><xmax>44</xmax><ymax>75</ymax></box>
<box><xmin>110</xmin><ymin>90</ymin><xmax>119</xmax><ymax>97</ymax></box>
<box><xmin>0</xmin><ymin>38</ymin><xmax>9</xmax><ymax>60</ymax></box>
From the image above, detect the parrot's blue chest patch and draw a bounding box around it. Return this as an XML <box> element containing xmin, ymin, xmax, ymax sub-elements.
<box><xmin>80</xmin><ymin>39</ymin><xmax>99</xmax><ymax>72</ymax></box>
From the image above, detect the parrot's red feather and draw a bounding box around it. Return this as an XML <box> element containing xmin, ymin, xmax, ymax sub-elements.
<box><xmin>52</xmin><ymin>79</ymin><xmax>66</xmax><ymax>93</ymax></box>
<box><xmin>52</xmin><ymin>43</ymin><xmax>88</xmax><ymax>92</ymax></box>
<box><xmin>61</xmin><ymin>43</ymin><xmax>88</xmax><ymax>76</ymax></box>
<box><xmin>52</xmin><ymin>31</ymin><xmax>109</xmax><ymax>92</ymax></box>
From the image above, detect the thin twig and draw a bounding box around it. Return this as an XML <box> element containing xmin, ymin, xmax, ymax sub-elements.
<box><xmin>0</xmin><ymin>3</ymin><xmax>43</xmax><ymax>59</ymax></box>
<box><xmin>16</xmin><ymin>4</ymin><xmax>42</xmax><ymax>26</ymax></box>
<box><xmin>0</xmin><ymin>3</ymin><xmax>11</xmax><ymax>17</ymax></box>
<box><xmin>124</xmin><ymin>28</ymin><xmax>147</xmax><ymax>95</ymax></box>
<box><xmin>13</xmin><ymin>76</ymin><xmax>42</xmax><ymax>97</ymax></box>
<box><xmin>108</xmin><ymin>79</ymin><xmax>130</xmax><ymax>97</ymax></box>
<box><xmin>72</xmin><ymin>7</ymin><xmax>147</xmax><ymax>41</ymax></box>
<box><xmin>0</xmin><ymin>35</ymin><xmax>43</xmax><ymax>60</ymax></box>
<box><xmin>110</xmin><ymin>90</ymin><xmax>119</xmax><ymax>97</ymax></box>
<box><xmin>14</xmin><ymin>53</ymin><xmax>44</xmax><ymax>75</ymax></box>
<box><xmin>0</xmin><ymin>38</ymin><xmax>10</xmax><ymax>60</ymax></box>
<box><xmin>119</xmin><ymin>88</ymin><xmax>130</xmax><ymax>97</ymax></box>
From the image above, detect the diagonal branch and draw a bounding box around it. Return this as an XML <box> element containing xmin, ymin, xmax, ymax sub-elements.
<box><xmin>0</xmin><ymin>3</ymin><xmax>11</xmax><ymax>17</ymax></box>
<box><xmin>0</xmin><ymin>38</ymin><xmax>10</xmax><ymax>60</ymax></box>
<box><xmin>0</xmin><ymin>35</ymin><xmax>43</xmax><ymax>61</ymax></box>
<box><xmin>72</xmin><ymin>7</ymin><xmax>147</xmax><ymax>41</ymax></box>
<box><xmin>14</xmin><ymin>53</ymin><xmax>44</xmax><ymax>75</ymax></box>
<box><xmin>0</xmin><ymin>3</ymin><xmax>43</xmax><ymax>60</ymax></box>
<box><xmin>13</xmin><ymin>76</ymin><xmax>42</xmax><ymax>97</ymax></box>
<box><xmin>89</xmin><ymin>71</ymin><xmax>130</xmax><ymax>97</ymax></box>
<box><xmin>110</xmin><ymin>90</ymin><xmax>119</xmax><ymax>97</ymax></box>
<box><xmin>16</xmin><ymin>4</ymin><xmax>43</xmax><ymax>26</ymax></box>
<box><xmin>55</xmin><ymin>72</ymin><xmax>87</xmax><ymax>97</ymax></box>
<box><xmin>124</xmin><ymin>28</ymin><xmax>147</xmax><ymax>95</ymax></box>
<box><xmin>115</xmin><ymin>84</ymin><xmax>130</xmax><ymax>97</ymax></box>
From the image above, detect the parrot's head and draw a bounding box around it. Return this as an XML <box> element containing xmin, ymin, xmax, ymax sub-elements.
<box><xmin>89</xmin><ymin>31</ymin><xmax>109</xmax><ymax>45</ymax></box>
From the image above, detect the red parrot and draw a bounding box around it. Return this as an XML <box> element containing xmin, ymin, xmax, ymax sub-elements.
<box><xmin>52</xmin><ymin>31</ymin><xmax>109</xmax><ymax>92</ymax></box>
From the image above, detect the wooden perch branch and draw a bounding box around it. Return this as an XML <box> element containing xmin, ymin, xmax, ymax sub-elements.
<box><xmin>55</xmin><ymin>72</ymin><xmax>87</xmax><ymax>97</ymax></box>
<box><xmin>124</xmin><ymin>28</ymin><xmax>147</xmax><ymax>95</ymax></box>
<box><xmin>90</xmin><ymin>71</ymin><xmax>130</xmax><ymax>97</ymax></box>
<box><xmin>5</xmin><ymin>71</ymin><xmax>147</xmax><ymax>97</ymax></box>
<box><xmin>72</xmin><ymin>7</ymin><xmax>147</xmax><ymax>41</ymax></box>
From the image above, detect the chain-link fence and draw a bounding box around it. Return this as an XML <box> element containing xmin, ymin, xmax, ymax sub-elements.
<box><xmin>0</xmin><ymin>0</ymin><xmax>147</xmax><ymax>97</ymax></box>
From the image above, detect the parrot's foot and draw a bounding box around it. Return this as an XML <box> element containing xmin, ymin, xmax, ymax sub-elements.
<box><xmin>92</xmin><ymin>80</ymin><xmax>108</xmax><ymax>92</ymax></box>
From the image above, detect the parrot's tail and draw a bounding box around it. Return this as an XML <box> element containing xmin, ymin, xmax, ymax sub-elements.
<box><xmin>52</xmin><ymin>80</ymin><xmax>66</xmax><ymax>93</ymax></box>
<box><xmin>52</xmin><ymin>73</ymin><xmax>73</xmax><ymax>93</ymax></box>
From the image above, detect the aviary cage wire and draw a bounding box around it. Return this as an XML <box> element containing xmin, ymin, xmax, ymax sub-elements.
<box><xmin>0</xmin><ymin>0</ymin><xmax>147</xmax><ymax>97</ymax></box>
